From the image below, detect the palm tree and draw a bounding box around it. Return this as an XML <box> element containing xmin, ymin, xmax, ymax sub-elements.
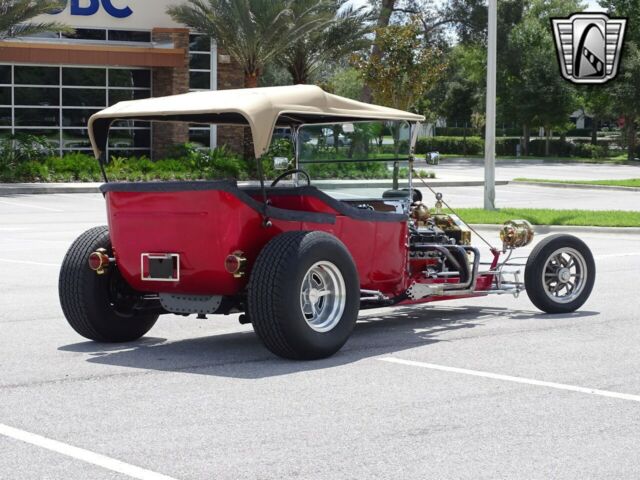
<box><xmin>0</xmin><ymin>1</ymin><xmax>71</xmax><ymax>40</ymax></box>
<box><xmin>280</xmin><ymin>0</ymin><xmax>372</xmax><ymax>85</ymax></box>
<box><xmin>167</xmin><ymin>0</ymin><xmax>327</xmax><ymax>88</ymax></box>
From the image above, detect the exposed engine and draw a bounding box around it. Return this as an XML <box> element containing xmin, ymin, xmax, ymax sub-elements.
<box><xmin>408</xmin><ymin>195</ymin><xmax>475</xmax><ymax>283</ymax></box>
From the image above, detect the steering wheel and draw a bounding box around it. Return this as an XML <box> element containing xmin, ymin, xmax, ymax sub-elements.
<box><xmin>270</xmin><ymin>168</ymin><xmax>311</xmax><ymax>187</ymax></box>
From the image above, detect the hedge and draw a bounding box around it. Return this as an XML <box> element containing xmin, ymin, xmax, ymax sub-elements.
<box><xmin>0</xmin><ymin>135</ymin><xmax>412</xmax><ymax>182</ymax></box>
<box><xmin>416</xmin><ymin>136</ymin><xmax>485</xmax><ymax>155</ymax></box>
<box><xmin>416</xmin><ymin>135</ymin><xmax>618</xmax><ymax>158</ymax></box>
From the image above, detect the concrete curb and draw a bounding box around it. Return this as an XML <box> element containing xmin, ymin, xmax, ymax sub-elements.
<box><xmin>471</xmin><ymin>224</ymin><xmax>640</xmax><ymax>235</ymax></box>
<box><xmin>0</xmin><ymin>180</ymin><xmax>509</xmax><ymax>196</ymax></box>
<box><xmin>312</xmin><ymin>180</ymin><xmax>510</xmax><ymax>190</ymax></box>
<box><xmin>513</xmin><ymin>180</ymin><xmax>640</xmax><ymax>192</ymax></box>
<box><xmin>0</xmin><ymin>183</ymin><xmax>102</xmax><ymax>195</ymax></box>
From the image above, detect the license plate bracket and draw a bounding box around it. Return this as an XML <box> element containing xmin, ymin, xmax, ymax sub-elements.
<box><xmin>141</xmin><ymin>254</ymin><xmax>180</xmax><ymax>282</ymax></box>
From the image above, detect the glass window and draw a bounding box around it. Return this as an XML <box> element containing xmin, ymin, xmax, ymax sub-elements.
<box><xmin>62</xmin><ymin>109</ymin><xmax>100</xmax><ymax>127</ymax></box>
<box><xmin>0</xmin><ymin>65</ymin><xmax>11</xmax><ymax>84</ymax></box>
<box><xmin>0</xmin><ymin>108</ymin><xmax>11</xmax><ymax>126</ymax></box>
<box><xmin>15</xmin><ymin>66</ymin><xmax>59</xmax><ymax>86</ymax></box>
<box><xmin>62</xmin><ymin>68</ymin><xmax>106</xmax><ymax>87</ymax></box>
<box><xmin>21</xmin><ymin>31</ymin><xmax>59</xmax><ymax>40</ymax></box>
<box><xmin>108</xmin><ymin>30</ymin><xmax>151</xmax><ymax>43</ymax></box>
<box><xmin>190</xmin><ymin>53</ymin><xmax>211</xmax><ymax>71</ymax></box>
<box><xmin>62</xmin><ymin>29</ymin><xmax>107</xmax><ymax>41</ymax></box>
<box><xmin>62</xmin><ymin>130</ymin><xmax>92</xmax><ymax>149</ymax></box>
<box><xmin>0</xmin><ymin>87</ymin><xmax>10</xmax><ymax>105</ymax></box>
<box><xmin>111</xmin><ymin>120</ymin><xmax>150</xmax><ymax>129</ymax></box>
<box><xmin>109</xmin><ymin>69</ymin><xmax>151</xmax><ymax>88</ymax></box>
<box><xmin>15</xmin><ymin>108</ymin><xmax>59</xmax><ymax>127</ymax></box>
<box><xmin>0</xmin><ymin>128</ymin><xmax>12</xmax><ymax>139</ymax></box>
<box><xmin>190</xmin><ymin>72</ymin><xmax>210</xmax><ymax>89</ymax></box>
<box><xmin>109</xmin><ymin>129</ymin><xmax>151</xmax><ymax>149</ymax></box>
<box><xmin>108</xmin><ymin>89</ymin><xmax>150</xmax><ymax>106</ymax></box>
<box><xmin>189</xmin><ymin>128</ymin><xmax>211</xmax><ymax>148</ymax></box>
<box><xmin>63</xmin><ymin>88</ymin><xmax>106</xmax><ymax>107</ymax></box>
<box><xmin>14</xmin><ymin>129</ymin><xmax>61</xmax><ymax>147</ymax></box>
<box><xmin>189</xmin><ymin>35</ymin><xmax>211</xmax><ymax>52</ymax></box>
<box><xmin>15</xmin><ymin>87</ymin><xmax>60</xmax><ymax>106</ymax></box>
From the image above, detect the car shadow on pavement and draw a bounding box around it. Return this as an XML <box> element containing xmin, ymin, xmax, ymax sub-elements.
<box><xmin>58</xmin><ymin>306</ymin><xmax>599</xmax><ymax>380</ymax></box>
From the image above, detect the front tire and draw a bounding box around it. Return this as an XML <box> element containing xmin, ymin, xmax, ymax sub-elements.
<box><xmin>525</xmin><ymin>234</ymin><xmax>596</xmax><ymax>313</ymax></box>
<box><xmin>248</xmin><ymin>231</ymin><xmax>360</xmax><ymax>360</ymax></box>
<box><xmin>59</xmin><ymin>226</ymin><xmax>158</xmax><ymax>342</ymax></box>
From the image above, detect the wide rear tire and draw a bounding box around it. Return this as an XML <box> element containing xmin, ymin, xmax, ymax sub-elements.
<box><xmin>59</xmin><ymin>226</ymin><xmax>158</xmax><ymax>342</ymax></box>
<box><xmin>248</xmin><ymin>231</ymin><xmax>360</xmax><ymax>360</ymax></box>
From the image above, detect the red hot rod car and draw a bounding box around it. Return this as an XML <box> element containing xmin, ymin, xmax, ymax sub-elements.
<box><xmin>59</xmin><ymin>85</ymin><xmax>595</xmax><ymax>360</ymax></box>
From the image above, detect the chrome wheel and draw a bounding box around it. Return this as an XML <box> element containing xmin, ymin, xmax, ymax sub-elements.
<box><xmin>300</xmin><ymin>261</ymin><xmax>346</xmax><ymax>333</ymax></box>
<box><xmin>542</xmin><ymin>247</ymin><xmax>588</xmax><ymax>304</ymax></box>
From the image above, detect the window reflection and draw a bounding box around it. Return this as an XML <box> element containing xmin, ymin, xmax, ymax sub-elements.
<box><xmin>62</xmin><ymin>68</ymin><xmax>106</xmax><ymax>87</ymax></box>
<box><xmin>15</xmin><ymin>87</ymin><xmax>60</xmax><ymax>106</ymax></box>
<box><xmin>15</xmin><ymin>66</ymin><xmax>59</xmax><ymax>86</ymax></box>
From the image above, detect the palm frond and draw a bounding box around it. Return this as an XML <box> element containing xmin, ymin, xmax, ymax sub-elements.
<box><xmin>0</xmin><ymin>0</ymin><xmax>72</xmax><ymax>39</ymax></box>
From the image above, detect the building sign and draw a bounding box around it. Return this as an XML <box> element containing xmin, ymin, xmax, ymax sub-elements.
<box><xmin>38</xmin><ymin>0</ymin><xmax>184</xmax><ymax>30</ymax></box>
<box><xmin>51</xmin><ymin>0</ymin><xmax>133</xmax><ymax>19</ymax></box>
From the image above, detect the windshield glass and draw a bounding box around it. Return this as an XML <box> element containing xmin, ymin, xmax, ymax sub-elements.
<box><xmin>296</xmin><ymin>120</ymin><xmax>412</xmax><ymax>200</ymax></box>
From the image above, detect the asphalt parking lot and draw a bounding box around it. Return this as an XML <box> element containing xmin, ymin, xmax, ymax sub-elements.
<box><xmin>1</xmin><ymin>193</ymin><xmax>640</xmax><ymax>479</ymax></box>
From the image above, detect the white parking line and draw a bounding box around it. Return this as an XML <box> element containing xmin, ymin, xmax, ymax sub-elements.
<box><xmin>0</xmin><ymin>258</ymin><xmax>60</xmax><ymax>267</ymax></box>
<box><xmin>379</xmin><ymin>357</ymin><xmax>640</xmax><ymax>403</ymax></box>
<box><xmin>0</xmin><ymin>423</ymin><xmax>178</xmax><ymax>480</ymax></box>
<box><xmin>595</xmin><ymin>252</ymin><xmax>640</xmax><ymax>260</ymax></box>
<box><xmin>0</xmin><ymin>199</ymin><xmax>63</xmax><ymax>212</ymax></box>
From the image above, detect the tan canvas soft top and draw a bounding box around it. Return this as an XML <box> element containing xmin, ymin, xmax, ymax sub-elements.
<box><xmin>88</xmin><ymin>84</ymin><xmax>425</xmax><ymax>159</ymax></box>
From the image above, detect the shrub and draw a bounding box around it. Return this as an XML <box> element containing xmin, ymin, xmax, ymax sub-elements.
<box><xmin>565</xmin><ymin>128</ymin><xmax>592</xmax><ymax>137</ymax></box>
<box><xmin>416</xmin><ymin>136</ymin><xmax>484</xmax><ymax>155</ymax></box>
<box><xmin>46</xmin><ymin>153</ymin><xmax>101</xmax><ymax>180</ymax></box>
<box><xmin>306</xmin><ymin>161</ymin><xmax>390</xmax><ymax>179</ymax></box>
<box><xmin>495</xmin><ymin>138</ymin><xmax>521</xmax><ymax>156</ymax></box>
<box><xmin>572</xmin><ymin>143</ymin><xmax>609</xmax><ymax>158</ymax></box>
<box><xmin>0</xmin><ymin>134</ymin><xmax>55</xmax><ymax>180</ymax></box>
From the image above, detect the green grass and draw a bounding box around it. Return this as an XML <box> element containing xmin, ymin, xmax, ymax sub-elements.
<box><xmin>514</xmin><ymin>178</ymin><xmax>640</xmax><ymax>188</ymax></box>
<box><xmin>450</xmin><ymin>208</ymin><xmax>640</xmax><ymax>227</ymax></box>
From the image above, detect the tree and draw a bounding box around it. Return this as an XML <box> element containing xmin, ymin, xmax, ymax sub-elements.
<box><xmin>609</xmin><ymin>42</ymin><xmax>640</xmax><ymax>160</ymax></box>
<box><xmin>501</xmin><ymin>0</ymin><xmax>579</xmax><ymax>156</ymax></box>
<box><xmin>167</xmin><ymin>0</ymin><xmax>325</xmax><ymax>88</ymax></box>
<box><xmin>435</xmin><ymin>43</ymin><xmax>486</xmax><ymax>127</ymax></box>
<box><xmin>580</xmin><ymin>87</ymin><xmax>613</xmax><ymax>145</ymax></box>
<box><xmin>354</xmin><ymin>20</ymin><xmax>446</xmax><ymax>186</ymax></box>
<box><xmin>360</xmin><ymin>0</ymin><xmax>397</xmax><ymax>103</ymax></box>
<box><xmin>0</xmin><ymin>0</ymin><xmax>70</xmax><ymax>40</ymax></box>
<box><xmin>323</xmin><ymin>67</ymin><xmax>365</xmax><ymax>100</ymax></box>
<box><xmin>279</xmin><ymin>0</ymin><xmax>371</xmax><ymax>85</ymax></box>
<box><xmin>600</xmin><ymin>0</ymin><xmax>640</xmax><ymax>160</ymax></box>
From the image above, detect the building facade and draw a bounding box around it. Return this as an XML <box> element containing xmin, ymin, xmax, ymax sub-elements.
<box><xmin>0</xmin><ymin>0</ymin><xmax>243</xmax><ymax>159</ymax></box>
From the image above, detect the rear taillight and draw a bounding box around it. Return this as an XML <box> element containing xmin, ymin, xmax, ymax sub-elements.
<box><xmin>88</xmin><ymin>249</ymin><xmax>110</xmax><ymax>275</ymax></box>
<box><xmin>224</xmin><ymin>251</ymin><xmax>247</xmax><ymax>278</ymax></box>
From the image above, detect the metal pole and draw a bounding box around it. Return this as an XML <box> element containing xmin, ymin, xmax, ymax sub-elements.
<box><xmin>484</xmin><ymin>0</ymin><xmax>497</xmax><ymax>210</ymax></box>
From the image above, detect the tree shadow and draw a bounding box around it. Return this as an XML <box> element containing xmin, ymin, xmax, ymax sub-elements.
<box><xmin>58</xmin><ymin>306</ymin><xmax>599</xmax><ymax>380</ymax></box>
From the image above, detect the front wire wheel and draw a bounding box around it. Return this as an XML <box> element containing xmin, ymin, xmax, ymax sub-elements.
<box><xmin>525</xmin><ymin>234</ymin><xmax>595</xmax><ymax>314</ymax></box>
<box><xmin>541</xmin><ymin>247</ymin><xmax>588</xmax><ymax>304</ymax></box>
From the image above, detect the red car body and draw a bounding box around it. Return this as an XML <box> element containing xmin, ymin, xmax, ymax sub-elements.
<box><xmin>103</xmin><ymin>181</ymin><xmax>498</xmax><ymax>306</ymax></box>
